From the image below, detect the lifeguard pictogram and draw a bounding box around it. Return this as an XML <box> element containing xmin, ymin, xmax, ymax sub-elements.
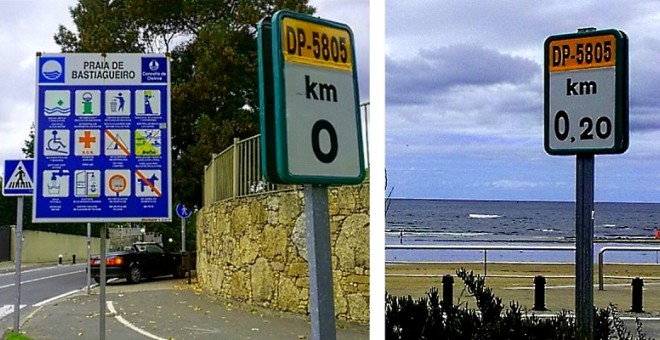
<box><xmin>136</xmin><ymin>89</ymin><xmax>160</xmax><ymax>115</ymax></box>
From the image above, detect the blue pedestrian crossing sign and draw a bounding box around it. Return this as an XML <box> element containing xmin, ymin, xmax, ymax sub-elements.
<box><xmin>3</xmin><ymin>159</ymin><xmax>34</xmax><ymax>196</ymax></box>
<box><xmin>176</xmin><ymin>203</ymin><xmax>192</xmax><ymax>219</ymax></box>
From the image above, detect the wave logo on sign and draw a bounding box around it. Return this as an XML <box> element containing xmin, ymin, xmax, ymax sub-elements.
<box><xmin>149</xmin><ymin>60</ymin><xmax>159</xmax><ymax>71</ymax></box>
<box><xmin>141</xmin><ymin>57</ymin><xmax>167</xmax><ymax>83</ymax></box>
<box><xmin>39</xmin><ymin>57</ymin><xmax>65</xmax><ymax>83</ymax></box>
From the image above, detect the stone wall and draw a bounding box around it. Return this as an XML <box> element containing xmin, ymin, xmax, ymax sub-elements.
<box><xmin>196</xmin><ymin>183</ymin><xmax>369</xmax><ymax>323</ymax></box>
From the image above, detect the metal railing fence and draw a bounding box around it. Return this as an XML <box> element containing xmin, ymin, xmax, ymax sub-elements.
<box><xmin>203</xmin><ymin>102</ymin><xmax>370</xmax><ymax>206</ymax></box>
<box><xmin>386</xmin><ymin>244</ymin><xmax>575</xmax><ymax>277</ymax></box>
<box><xmin>386</xmin><ymin>244</ymin><xmax>660</xmax><ymax>285</ymax></box>
<box><xmin>598</xmin><ymin>246</ymin><xmax>660</xmax><ymax>290</ymax></box>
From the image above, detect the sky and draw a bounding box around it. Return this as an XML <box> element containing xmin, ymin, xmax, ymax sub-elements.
<box><xmin>386</xmin><ymin>1</ymin><xmax>660</xmax><ymax>202</ymax></box>
<box><xmin>0</xmin><ymin>0</ymin><xmax>370</xmax><ymax>184</ymax></box>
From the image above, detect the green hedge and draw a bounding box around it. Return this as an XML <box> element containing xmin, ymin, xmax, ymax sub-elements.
<box><xmin>385</xmin><ymin>268</ymin><xmax>651</xmax><ymax>340</ymax></box>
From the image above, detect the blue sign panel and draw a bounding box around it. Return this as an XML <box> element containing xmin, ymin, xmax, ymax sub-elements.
<box><xmin>176</xmin><ymin>203</ymin><xmax>192</xmax><ymax>219</ymax></box>
<box><xmin>33</xmin><ymin>53</ymin><xmax>172</xmax><ymax>222</ymax></box>
<box><xmin>2</xmin><ymin>159</ymin><xmax>34</xmax><ymax>196</ymax></box>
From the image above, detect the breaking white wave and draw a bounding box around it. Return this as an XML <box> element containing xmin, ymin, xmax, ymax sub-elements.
<box><xmin>469</xmin><ymin>213</ymin><xmax>502</xmax><ymax>219</ymax></box>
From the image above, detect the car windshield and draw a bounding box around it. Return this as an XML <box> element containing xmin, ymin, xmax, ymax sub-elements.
<box><xmin>134</xmin><ymin>243</ymin><xmax>164</xmax><ymax>253</ymax></box>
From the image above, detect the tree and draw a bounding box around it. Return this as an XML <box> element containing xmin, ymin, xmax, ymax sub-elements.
<box><xmin>22</xmin><ymin>123</ymin><xmax>34</xmax><ymax>159</ymax></box>
<box><xmin>46</xmin><ymin>0</ymin><xmax>315</xmax><ymax>241</ymax></box>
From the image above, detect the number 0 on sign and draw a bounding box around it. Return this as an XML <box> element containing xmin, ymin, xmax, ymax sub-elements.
<box><xmin>544</xmin><ymin>29</ymin><xmax>629</xmax><ymax>155</ymax></box>
<box><xmin>259</xmin><ymin>10</ymin><xmax>365</xmax><ymax>185</ymax></box>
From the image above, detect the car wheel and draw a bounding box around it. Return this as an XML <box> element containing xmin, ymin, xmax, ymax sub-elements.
<box><xmin>93</xmin><ymin>277</ymin><xmax>101</xmax><ymax>284</ymax></box>
<box><xmin>127</xmin><ymin>265</ymin><xmax>142</xmax><ymax>284</ymax></box>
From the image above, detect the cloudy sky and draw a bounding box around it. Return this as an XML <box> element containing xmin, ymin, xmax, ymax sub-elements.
<box><xmin>386</xmin><ymin>1</ymin><xmax>660</xmax><ymax>202</ymax></box>
<box><xmin>0</xmin><ymin>0</ymin><xmax>369</xmax><ymax>183</ymax></box>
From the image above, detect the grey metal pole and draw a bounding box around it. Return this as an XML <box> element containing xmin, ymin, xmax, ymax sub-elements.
<box><xmin>100</xmin><ymin>223</ymin><xmax>107</xmax><ymax>340</ymax></box>
<box><xmin>576</xmin><ymin>154</ymin><xmax>595</xmax><ymax>340</ymax></box>
<box><xmin>13</xmin><ymin>196</ymin><xmax>24</xmax><ymax>332</ymax></box>
<box><xmin>181</xmin><ymin>217</ymin><xmax>186</xmax><ymax>252</ymax></box>
<box><xmin>87</xmin><ymin>222</ymin><xmax>91</xmax><ymax>295</ymax></box>
<box><xmin>304</xmin><ymin>184</ymin><xmax>337</xmax><ymax>340</ymax></box>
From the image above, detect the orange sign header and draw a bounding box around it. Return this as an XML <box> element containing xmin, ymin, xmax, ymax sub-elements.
<box><xmin>548</xmin><ymin>34</ymin><xmax>616</xmax><ymax>72</ymax></box>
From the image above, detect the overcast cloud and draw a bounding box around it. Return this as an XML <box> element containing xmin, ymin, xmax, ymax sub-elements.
<box><xmin>386</xmin><ymin>1</ymin><xmax>660</xmax><ymax>202</ymax></box>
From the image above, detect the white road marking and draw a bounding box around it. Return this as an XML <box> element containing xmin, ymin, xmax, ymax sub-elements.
<box><xmin>33</xmin><ymin>289</ymin><xmax>81</xmax><ymax>307</ymax></box>
<box><xmin>0</xmin><ymin>270</ymin><xmax>85</xmax><ymax>290</ymax></box>
<box><xmin>0</xmin><ymin>264</ymin><xmax>85</xmax><ymax>278</ymax></box>
<box><xmin>0</xmin><ymin>304</ymin><xmax>27</xmax><ymax>320</ymax></box>
<box><xmin>107</xmin><ymin>301</ymin><xmax>167</xmax><ymax>340</ymax></box>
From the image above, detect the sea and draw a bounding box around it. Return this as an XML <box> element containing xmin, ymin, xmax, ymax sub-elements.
<box><xmin>385</xmin><ymin>199</ymin><xmax>660</xmax><ymax>264</ymax></box>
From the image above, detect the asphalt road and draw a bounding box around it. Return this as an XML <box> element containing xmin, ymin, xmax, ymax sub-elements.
<box><xmin>0</xmin><ymin>263</ymin><xmax>88</xmax><ymax>331</ymax></box>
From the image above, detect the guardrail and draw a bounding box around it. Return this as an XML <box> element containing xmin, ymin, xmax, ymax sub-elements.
<box><xmin>597</xmin><ymin>246</ymin><xmax>660</xmax><ymax>290</ymax></box>
<box><xmin>386</xmin><ymin>245</ymin><xmax>575</xmax><ymax>277</ymax></box>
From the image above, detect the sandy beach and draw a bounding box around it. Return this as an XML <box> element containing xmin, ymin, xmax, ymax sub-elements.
<box><xmin>386</xmin><ymin>262</ymin><xmax>660</xmax><ymax>314</ymax></box>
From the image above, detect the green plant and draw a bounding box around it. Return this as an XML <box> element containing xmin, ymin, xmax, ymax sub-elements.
<box><xmin>385</xmin><ymin>267</ymin><xmax>652</xmax><ymax>340</ymax></box>
<box><xmin>5</xmin><ymin>331</ymin><xmax>32</xmax><ymax>340</ymax></box>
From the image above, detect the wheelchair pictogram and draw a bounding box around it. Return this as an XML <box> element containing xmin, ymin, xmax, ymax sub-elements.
<box><xmin>44</xmin><ymin>129</ymin><xmax>70</xmax><ymax>156</ymax></box>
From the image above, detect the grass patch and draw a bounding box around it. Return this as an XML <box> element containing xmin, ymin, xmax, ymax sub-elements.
<box><xmin>5</xmin><ymin>332</ymin><xmax>32</xmax><ymax>340</ymax></box>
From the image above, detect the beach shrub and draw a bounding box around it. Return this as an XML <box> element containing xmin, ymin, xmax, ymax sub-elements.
<box><xmin>385</xmin><ymin>268</ymin><xmax>651</xmax><ymax>340</ymax></box>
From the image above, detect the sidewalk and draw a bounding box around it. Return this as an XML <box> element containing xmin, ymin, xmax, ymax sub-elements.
<box><xmin>19</xmin><ymin>277</ymin><xmax>369</xmax><ymax>339</ymax></box>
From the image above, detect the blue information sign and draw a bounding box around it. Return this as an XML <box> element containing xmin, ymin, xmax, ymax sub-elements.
<box><xmin>33</xmin><ymin>53</ymin><xmax>172</xmax><ymax>222</ymax></box>
<box><xmin>2</xmin><ymin>159</ymin><xmax>34</xmax><ymax>196</ymax></box>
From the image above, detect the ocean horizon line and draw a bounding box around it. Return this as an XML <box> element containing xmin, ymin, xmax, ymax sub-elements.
<box><xmin>388</xmin><ymin>197</ymin><xmax>660</xmax><ymax>205</ymax></box>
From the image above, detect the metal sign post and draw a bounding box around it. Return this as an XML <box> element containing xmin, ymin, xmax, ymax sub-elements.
<box><xmin>100</xmin><ymin>223</ymin><xmax>107</xmax><ymax>340</ymax></box>
<box><xmin>544</xmin><ymin>28</ymin><xmax>628</xmax><ymax>340</ymax></box>
<box><xmin>86</xmin><ymin>222</ymin><xmax>91</xmax><ymax>295</ymax></box>
<box><xmin>258</xmin><ymin>11</ymin><xmax>365</xmax><ymax>340</ymax></box>
<box><xmin>575</xmin><ymin>154</ymin><xmax>595</xmax><ymax>338</ymax></box>
<box><xmin>13</xmin><ymin>196</ymin><xmax>24</xmax><ymax>332</ymax></box>
<box><xmin>304</xmin><ymin>185</ymin><xmax>336</xmax><ymax>340</ymax></box>
<box><xmin>181</xmin><ymin>217</ymin><xmax>186</xmax><ymax>252</ymax></box>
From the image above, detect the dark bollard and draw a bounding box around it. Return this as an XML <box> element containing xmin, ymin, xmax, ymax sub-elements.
<box><xmin>58</xmin><ymin>254</ymin><xmax>62</xmax><ymax>265</ymax></box>
<box><xmin>72</xmin><ymin>254</ymin><xmax>76</xmax><ymax>264</ymax></box>
<box><xmin>442</xmin><ymin>274</ymin><xmax>454</xmax><ymax>308</ymax></box>
<box><xmin>533</xmin><ymin>275</ymin><xmax>547</xmax><ymax>311</ymax></box>
<box><xmin>631</xmin><ymin>277</ymin><xmax>644</xmax><ymax>313</ymax></box>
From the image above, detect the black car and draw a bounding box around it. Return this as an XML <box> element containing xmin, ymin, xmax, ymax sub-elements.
<box><xmin>90</xmin><ymin>242</ymin><xmax>185</xmax><ymax>284</ymax></box>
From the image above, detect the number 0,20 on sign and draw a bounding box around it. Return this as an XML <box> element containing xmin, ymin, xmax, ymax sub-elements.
<box><xmin>544</xmin><ymin>29</ymin><xmax>628</xmax><ymax>155</ymax></box>
<box><xmin>270</xmin><ymin>11</ymin><xmax>365</xmax><ymax>185</ymax></box>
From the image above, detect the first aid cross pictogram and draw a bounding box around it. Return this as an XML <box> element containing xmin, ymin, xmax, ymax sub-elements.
<box><xmin>79</xmin><ymin>131</ymin><xmax>96</xmax><ymax>148</ymax></box>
